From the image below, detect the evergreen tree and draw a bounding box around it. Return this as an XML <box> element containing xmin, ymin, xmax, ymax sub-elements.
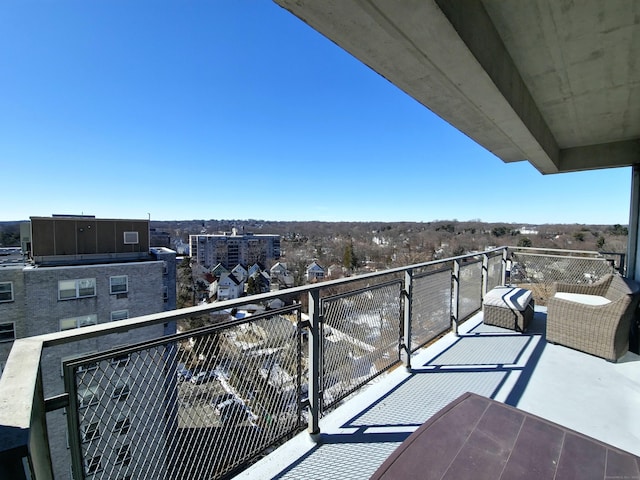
<box><xmin>247</xmin><ymin>277</ymin><xmax>257</xmax><ymax>295</ymax></box>
<box><xmin>343</xmin><ymin>240</ymin><xmax>358</xmax><ymax>270</ymax></box>
<box><xmin>517</xmin><ymin>237</ymin><xmax>532</xmax><ymax>247</ymax></box>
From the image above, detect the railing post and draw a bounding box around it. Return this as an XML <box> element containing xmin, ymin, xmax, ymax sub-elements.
<box><xmin>307</xmin><ymin>288</ymin><xmax>321</xmax><ymax>438</ymax></box>
<box><xmin>502</xmin><ymin>248</ymin><xmax>508</xmax><ymax>285</ymax></box>
<box><xmin>481</xmin><ymin>253</ymin><xmax>489</xmax><ymax>299</ymax></box>
<box><xmin>451</xmin><ymin>260</ymin><xmax>460</xmax><ymax>336</ymax></box>
<box><xmin>403</xmin><ymin>269</ymin><xmax>413</xmax><ymax>371</ymax></box>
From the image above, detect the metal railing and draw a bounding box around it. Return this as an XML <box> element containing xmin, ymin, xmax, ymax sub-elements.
<box><xmin>64</xmin><ymin>306</ymin><xmax>305</xmax><ymax>480</ymax></box>
<box><xmin>508</xmin><ymin>247</ymin><xmax>616</xmax><ymax>305</ymax></box>
<box><xmin>0</xmin><ymin>246</ymin><xmax>621</xmax><ymax>479</ymax></box>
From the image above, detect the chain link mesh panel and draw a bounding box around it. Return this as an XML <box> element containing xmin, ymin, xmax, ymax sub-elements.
<box><xmin>410</xmin><ymin>269</ymin><xmax>452</xmax><ymax>352</ymax></box>
<box><xmin>320</xmin><ymin>281</ymin><xmax>402</xmax><ymax>412</ymax></box>
<box><xmin>458</xmin><ymin>261</ymin><xmax>483</xmax><ymax>321</ymax></box>
<box><xmin>510</xmin><ymin>250</ymin><xmax>615</xmax><ymax>304</ymax></box>
<box><xmin>64</xmin><ymin>307</ymin><xmax>304</xmax><ymax>480</ymax></box>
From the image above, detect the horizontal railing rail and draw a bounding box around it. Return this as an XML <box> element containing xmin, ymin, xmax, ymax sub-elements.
<box><xmin>0</xmin><ymin>246</ymin><xmax>627</xmax><ymax>479</ymax></box>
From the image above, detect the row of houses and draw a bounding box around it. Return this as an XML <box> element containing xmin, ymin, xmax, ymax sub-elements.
<box><xmin>198</xmin><ymin>261</ymin><xmax>328</xmax><ymax>302</ymax></box>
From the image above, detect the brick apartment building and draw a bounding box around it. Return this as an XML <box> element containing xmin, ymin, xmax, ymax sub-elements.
<box><xmin>0</xmin><ymin>215</ymin><xmax>177</xmax><ymax>478</ymax></box>
<box><xmin>189</xmin><ymin>229</ymin><xmax>280</xmax><ymax>270</ymax></box>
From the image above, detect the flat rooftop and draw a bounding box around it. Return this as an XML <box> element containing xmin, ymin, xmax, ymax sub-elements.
<box><xmin>237</xmin><ymin>307</ymin><xmax>640</xmax><ymax>479</ymax></box>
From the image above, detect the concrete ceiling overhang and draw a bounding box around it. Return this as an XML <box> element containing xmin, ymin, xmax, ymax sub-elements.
<box><xmin>274</xmin><ymin>0</ymin><xmax>640</xmax><ymax>175</ymax></box>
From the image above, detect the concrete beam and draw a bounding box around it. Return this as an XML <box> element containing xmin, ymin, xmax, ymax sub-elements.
<box><xmin>274</xmin><ymin>0</ymin><xmax>562</xmax><ymax>173</ymax></box>
<box><xmin>435</xmin><ymin>0</ymin><xmax>560</xmax><ymax>173</ymax></box>
<box><xmin>558</xmin><ymin>140</ymin><xmax>640</xmax><ymax>173</ymax></box>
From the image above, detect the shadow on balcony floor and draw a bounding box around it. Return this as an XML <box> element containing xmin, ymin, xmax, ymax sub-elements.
<box><xmin>236</xmin><ymin>308</ymin><xmax>640</xmax><ymax>480</ymax></box>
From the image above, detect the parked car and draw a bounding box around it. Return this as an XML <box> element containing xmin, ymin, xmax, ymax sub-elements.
<box><xmin>210</xmin><ymin>393</ymin><xmax>235</xmax><ymax>408</ymax></box>
<box><xmin>215</xmin><ymin>397</ymin><xmax>249</xmax><ymax>425</ymax></box>
<box><xmin>190</xmin><ymin>370</ymin><xmax>217</xmax><ymax>385</ymax></box>
<box><xmin>176</xmin><ymin>364</ymin><xmax>193</xmax><ymax>382</ymax></box>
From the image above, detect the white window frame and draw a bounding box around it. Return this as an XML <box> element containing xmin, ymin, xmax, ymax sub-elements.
<box><xmin>78</xmin><ymin>386</ymin><xmax>100</xmax><ymax>408</ymax></box>
<box><xmin>112</xmin><ymin>380</ymin><xmax>130</xmax><ymax>401</ymax></box>
<box><xmin>114</xmin><ymin>415</ymin><xmax>131</xmax><ymax>435</ymax></box>
<box><xmin>60</xmin><ymin>352</ymin><xmax>98</xmax><ymax>377</ymax></box>
<box><xmin>0</xmin><ymin>282</ymin><xmax>13</xmax><ymax>303</ymax></box>
<box><xmin>123</xmin><ymin>231</ymin><xmax>139</xmax><ymax>244</ymax></box>
<box><xmin>81</xmin><ymin>421</ymin><xmax>100</xmax><ymax>442</ymax></box>
<box><xmin>111</xmin><ymin>354</ymin><xmax>130</xmax><ymax>367</ymax></box>
<box><xmin>109</xmin><ymin>275</ymin><xmax>128</xmax><ymax>294</ymax></box>
<box><xmin>115</xmin><ymin>444</ymin><xmax>132</xmax><ymax>465</ymax></box>
<box><xmin>58</xmin><ymin>278</ymin><xmax>96</xmax><ymax>300</ymax></box>
<box><xmin>110</xmin><ymin>310</ymin><xmax>129</xmax><ymax>322</ymax></box>
<box><xmin>59</xmin><ymin>314</ymin><xmax>98</xmax><ymax>331</ymax></box>
<box><xmin>0</xmin><ymin>322</ymin><xmax>15</xmax><ymax>343</ymax></box>
<box><xmin>85</xmin><ymin>455</ymin><xmax>102</xmax><ymax>475</ymax></box>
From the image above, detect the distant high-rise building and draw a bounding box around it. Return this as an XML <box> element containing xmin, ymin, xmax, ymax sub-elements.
<box><xmin>0</xmin><ymin>215</ymin><xmax>177</xmax><ymax>478</ymax></box>
<box><xmin>189</xmin><ymin>229</ymin><xmax>280</xmax><ymax>269</ymax></box>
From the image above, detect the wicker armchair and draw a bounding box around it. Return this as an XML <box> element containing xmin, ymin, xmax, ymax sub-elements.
<box><xmin>547</xmin><ymin>274</ymin><xmax>640</xmax><ymax>362</ymax></box>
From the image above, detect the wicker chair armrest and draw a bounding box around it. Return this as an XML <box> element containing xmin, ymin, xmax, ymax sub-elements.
<box><xmin>547</xmin><ymin>295</ymin><xmax>622</xmax><ymax>319</ymax></box>
<box><xmin>552</xmin><ymin>274</ymin><xmax>613</xmax><ymax>297</ymax></box>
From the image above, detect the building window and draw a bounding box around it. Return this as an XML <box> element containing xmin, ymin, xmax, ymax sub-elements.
<box><xmin>58</xmin><ymin>278</ymin><xmax>96</xmax><ymax>300</ymax></box>
<box><xmin>61</xmin><ymin>353</ymin><xmax>98</xmax><ymax>377</ymax></box>
<box><xmin>0</xmin><ymin>323</ymin><xmax>15</xmax><ymax>343</ymax></box>
<box><xmin>113</xmin><ymin>381</ymin><xmax>130</xmax><ymax>401</ymax></box>
<box><xmin>162</xmin><ymin>286</ymin><xmax>168</xmax><ymax>299</ymax></box>
<box><xmin>86</xmin><ymin>455</ymin><xmax>102</xmax><ymax>475</ymax></box>
<box><xmin>81</xmin><ymin>422</ymin><xmax>100</xmax><ymax>442</ymax></box>
<box><xmin>110</xmin><ymin>275</ymin><xmax>128</xmax><ymax>294</ymax></box>
<box><xmin>123</xmin><ymin>232</ymin><xmax>139</xmax><ymax>244</ymax></box>
<box><xmin>78</xmin><ymin>386</ymin><xmax>100</xmax><ymax>408</ymax></box>
<box><xmin>111</xmin><ymin>354</ymin><xmax>129</xmax><ymax>367</ymax></box>
<box><xmin>59</xmin><ymin>314</ymin><xmax>97</xmax><ymax>331</ymax></box>
<box><xmin>116</xmin><ymin>444</ymin><xmax>132</xmax><ymax>465</ymax></box>
<box><xmin>110</xmin><ymin>310</ymin><xmax>129</xmax><ymax>322</ymax></box>
<box><xmin>114</xmin><ymin>416</ymin><xmax>131</xmax><ymax>435</ymax></box>
<box><xmin>0</xmin><ymin>282</ymin><xmax>13</xmax><ymax>302</ymax></box>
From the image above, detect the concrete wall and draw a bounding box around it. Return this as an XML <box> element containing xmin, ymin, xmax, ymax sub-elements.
<box><xmin>0</xmin><ymin>267</ymin><xmax>25</xmax><ymax>376</ymax></box>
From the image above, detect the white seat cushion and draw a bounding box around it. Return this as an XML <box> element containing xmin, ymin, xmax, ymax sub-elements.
<box><xmin>483</xmin><ymin>286</ymin><xmax>532</xmax><ymax>311</ymax></box>
<box><xmin>553</xmin><ymin>292</ymin><xmax>611</xmax><ymax>306</ymax></box>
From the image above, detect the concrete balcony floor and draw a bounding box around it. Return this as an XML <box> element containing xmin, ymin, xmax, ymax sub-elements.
<box><xmin>237</xmin><ymin>307</ymin><xmax>640</xmax><ymax>479</ymax></box>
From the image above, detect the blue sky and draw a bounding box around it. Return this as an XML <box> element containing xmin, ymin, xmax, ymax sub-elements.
<box><xmin>0</xmin><ymin>1</ymin><xmax>631</xmax><ymax>224</ymax></box>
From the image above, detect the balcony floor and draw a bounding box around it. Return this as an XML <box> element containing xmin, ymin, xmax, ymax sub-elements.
<box><xmin>236</xmin><ymin>307</ymin><xmax>640</xmax><ymax>479</ymax></box>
